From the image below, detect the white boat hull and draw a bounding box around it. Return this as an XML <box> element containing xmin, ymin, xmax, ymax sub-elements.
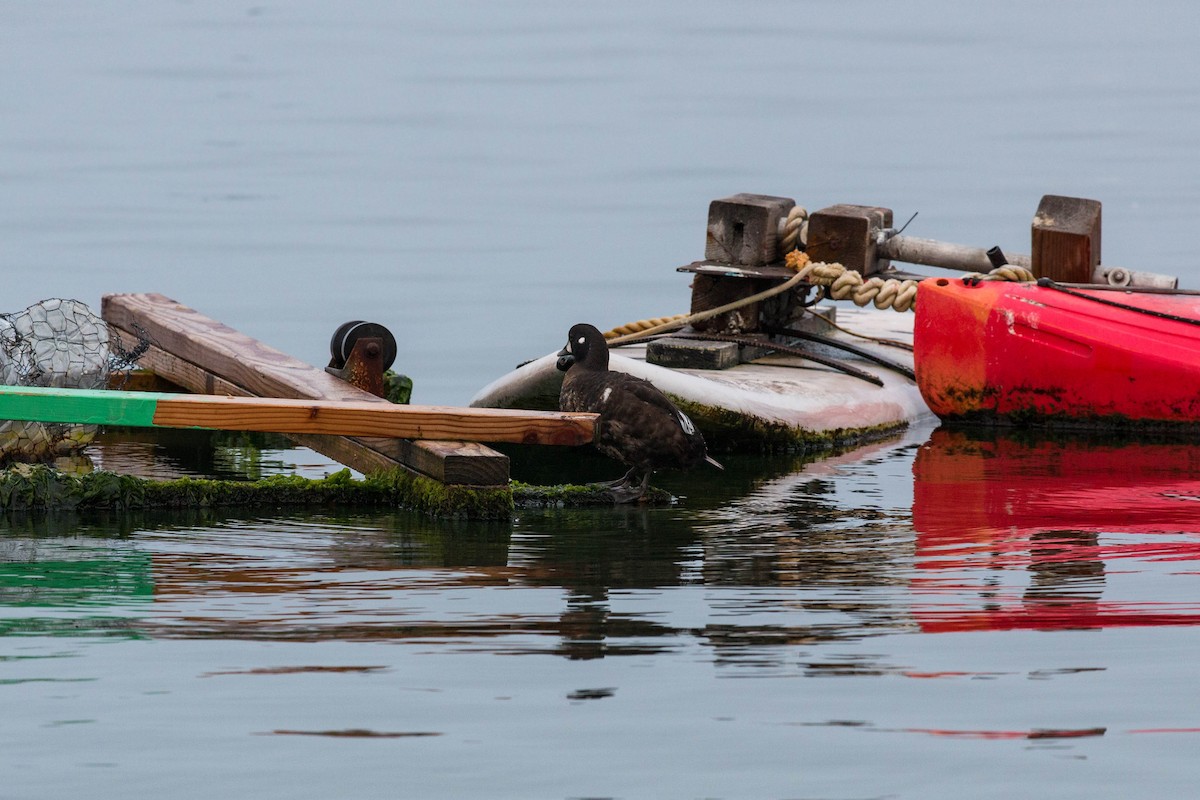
<box><xmin>470</xmin><ymin>309</ymin><xmax>932</xmax><ymax>451</ymax></box>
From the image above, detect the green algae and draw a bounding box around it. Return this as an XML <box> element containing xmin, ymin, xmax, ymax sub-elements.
<box><xmin>0</xmin><ymin>464</ymin><xmax>511</xmax><ymax>519</ymax></box>
<box><xmin>510</xmin><ymin>481</ymin><xmax>673</xmax><ymax>508</ymax></box>
<box><xmin>0</xmin><ymin>465</ymin><xmax>681</xmax><ymax>518</ymax></box>
<box><xmin>670</xmin><ymin>397</ymin><xmax>908</xmax><ymax>454</ymax></box>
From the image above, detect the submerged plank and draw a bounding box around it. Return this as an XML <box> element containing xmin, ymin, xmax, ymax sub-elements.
<box><xmin>0</xmin><ymin>385</ymin><xmax>595</xmax><ymax>445</ymax></box>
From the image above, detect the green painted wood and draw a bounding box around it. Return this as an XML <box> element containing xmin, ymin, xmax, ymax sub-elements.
<box><xmin>0</xmin><ymin>385</ymin><xmax>166</xmax><ymax>428</ymax></box>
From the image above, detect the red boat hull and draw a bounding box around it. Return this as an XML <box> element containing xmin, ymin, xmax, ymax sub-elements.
<box><xmin>914</xmin><ymin>277</ymin><xmax>1200</xmax><ymax>427</ymax></box>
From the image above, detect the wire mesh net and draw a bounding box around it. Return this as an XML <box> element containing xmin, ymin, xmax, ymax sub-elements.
<box><xmin>0</xmin><ymin>298</ymin><xmax>147</xmax><ymax>463</ymax></box>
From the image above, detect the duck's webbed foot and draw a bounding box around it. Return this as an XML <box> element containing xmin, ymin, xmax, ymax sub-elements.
<box><xmin>605</xmin><ymin>471</ymin><xmax>651</xmax><ymax>504</ymax></box>
<box><xmin>589</xmin><ymin>466</ymin><xmax>638</xmax><ymax>490</ymax></box>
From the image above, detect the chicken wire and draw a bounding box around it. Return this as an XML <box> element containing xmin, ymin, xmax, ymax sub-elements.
<box><xmin>0</xmin><ymin>298</ymin><xmax>146</xmax><ymax>462</ymax></box>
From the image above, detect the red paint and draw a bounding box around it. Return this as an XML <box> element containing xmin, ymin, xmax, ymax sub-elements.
<box><xmin>914</xmin><ymin>278</ymin><xmax>1200</xmax><ymax>424</ymax></box>
<box><xmin>911</xmin><ymin>429</ymin><xmax>1200</xmax><ymax>632</ymax></box>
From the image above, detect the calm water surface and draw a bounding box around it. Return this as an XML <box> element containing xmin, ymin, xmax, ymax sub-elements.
<box><xmin>6</xmin><ymin>425</ymin><xmax>1200</xmax><ymax>798</ymax></box>
<box><xmin>4</xmin><ymin>2</ymin><xmax>1200</xmax><ymax>798</ymax></box>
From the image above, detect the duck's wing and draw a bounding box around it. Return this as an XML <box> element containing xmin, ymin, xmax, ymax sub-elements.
<box><xmin>614</xmin><ymin>373</ymin><xmax>703</xmax><ymax>439</ymax></box>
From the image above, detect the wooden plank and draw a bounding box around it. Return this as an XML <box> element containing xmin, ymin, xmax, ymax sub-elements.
<box><xmin>1031</xmin><ymin>195</ymin><xmax>1101</xmax><ymax>283</ymax></box>
<box><xmin>0</xmin><ymin>385</ymin><xmax>596</xmax><ymax>444</ymax></box>
<box><xmin>118</xmin><ymin>338</ymin><xmax>405</xmax><ymax>474</ymax></box>
<box><xmin>103</xmin><ymin>293</ymin><xmax>374</xmax><ymax>402</ymax></box>
<box><xmin>114</xmin><ymin>338</ymin><xmax>410</xmax><ymax>477</ymax></box>
<box><xmin>361</xmin><ymin>439</ymin><xmax>508</xmax><ymax>485</ymax></box>
<box><xmin>102</xmin><ymin>294</ymin><xmax>515</xmax><ymax>484</ymax></box>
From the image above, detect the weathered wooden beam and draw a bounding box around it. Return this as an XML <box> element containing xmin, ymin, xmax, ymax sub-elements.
<box><xmin>0</xmin><ymin>385</ymin><xmax>596</xmax><ymax>444</ymax></box>
<box><xmin>806</xmin><ymin>204</ymin><xmax>894</xmax><ymax>276</ymax></box>
<box><xmin>361</xmin><ymin>439</ymin><xmax>508</xmax><ymax>485</ymax></box>
<box><xmin>704</xmin><ymin>194</ymin><xmax>795</xmax><ymax>266</ymax></box>
<box><xmin>1031</xmin><ymin>195</ymin><xmax>1101</xmax><ymax>283</ymax></box>
<box><xmin>102</xmin><ymin>293</ymin><xmax>516</xmax><ymax>484</ymax></box>
<box><xmin>646</xmin><ymin>337</ymin><xmax>740</xmax><ymax>370</ymax></box>
<box><xmin>112</xmin><ymin>340</ymin><xmax>407</xmax><ymax>476</ymax></box>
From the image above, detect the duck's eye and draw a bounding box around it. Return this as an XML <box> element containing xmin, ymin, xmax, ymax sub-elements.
<box><xmin>577</xmin><ymin>336</ymin><xmax>586</xmax><ymax>345</ymax></box>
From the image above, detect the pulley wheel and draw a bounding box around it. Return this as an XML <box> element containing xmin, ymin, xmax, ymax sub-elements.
<box><xmin>329</xmin><ymin>320</ymin><xmax>397</xmax><ymax>371</ymax></box>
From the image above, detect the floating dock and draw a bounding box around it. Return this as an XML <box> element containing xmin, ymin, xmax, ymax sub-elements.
<box><xmin>2</xmin><ymin>190</ymin><xmax>1170</xmax><ymax>517</ymax></box>
<box><xmin>93</xmin><ymin>293</ymin><xmax>601</xmax><ymax>517</ymax></box>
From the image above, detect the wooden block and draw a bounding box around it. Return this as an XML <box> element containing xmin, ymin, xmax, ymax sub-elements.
<box><xmin>806</xmin><ymin>204</ymin><xmax>893</xmax><ymax>276</ymax></box>
<box><xmin>362</xmin><ymin>438</ymin><xmax>509</xmax><ymax>485</ymax></box>
<box><xmin>688</xmin><ymin>274</ymin><xmax>769</xmax><ymax>334</ymax></box>
<box><xmin>102</xmin><ymin>294</ymin><xmax>512</xmax><ymax>485</ymax></box>
<box><xmin>646</xmin><ymin>337</ymin><xmax>739</xmax><ymax>370</ymax></box>
<box><xmin>704</xmin><ymin>194</ymin><xmax>795</xmax><ymax>266</ymax></box>
<box><xmin>1031</xmin><ymin>195</ymin><xmax>1101</xmax><ymax>283</ymax></box>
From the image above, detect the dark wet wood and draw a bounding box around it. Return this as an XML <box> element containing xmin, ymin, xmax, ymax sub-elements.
<box><xmin>806</xmin><ymin>204</ymin><xmax>894</xmax><ymax>277</ymax></box>
<box><xmin>100</xmin><ymin>293</ymin><xmax>524</xmax><ymax>484</ymax></box>
<box><xmin>1032</xmin><ymin>194</ymin><xmax>1101</xmax><ymax>283</ymax></box>
<box><xmin>704</xmin><ymin>193</ymin><xmax>795</xmax><ymax>266</ymax></box>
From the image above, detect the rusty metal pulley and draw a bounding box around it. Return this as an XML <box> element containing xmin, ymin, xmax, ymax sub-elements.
<box><xmin>328</xmin><ymin>320</ymin><xmax>397</xmax><ymax>371</ymax></box>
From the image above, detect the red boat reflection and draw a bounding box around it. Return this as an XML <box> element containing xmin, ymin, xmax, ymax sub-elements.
<box><xmin>911</xmin><ymin>427</ymin><xmax>1200</xmax><ymax>632</ymax></box>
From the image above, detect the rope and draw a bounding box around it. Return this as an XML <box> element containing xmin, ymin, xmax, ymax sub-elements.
<box><xmin>606</xmin><ymin>269</ymin><xmax>811</xmax><ymax>346</ymax></box>
<box><xmin>602</xmin><ymin>241</ymin><xmax>1037</xmax><ymax>342</ymax></box>
<box><xmin>784</xmin><ymin>252</ymin><xmax>920</xmax><ymax>312</ymax></box>
<box><xmin>779</xmin><ymin>206</ymin><xmax>808</xmax><ymax>254</ymax></box>
<box><xmin>963</xmin><ymin>264</ymin><xmax>1036</xmax><ymax>283</ymax></box>
<box><xmin>603</xmin><ymin>315</ymin><xmax>688</xmax><ymax>339</ymax></box>
<box><xmin>1037</xmin><ymin>278</ymin><xmax>1200</xmax><ymax>326</ymax></box>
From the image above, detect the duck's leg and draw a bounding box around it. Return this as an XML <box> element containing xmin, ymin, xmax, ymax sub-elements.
<box><xmin>606</xmin><ymin>466</ymin><xmax>639</xmax><ymax>488</ymax></box>
<box><xmin>607</xmin><ymin>470</ymin><xmax>652</xmax><ymax>504</ymax></box>
<box><xmin>588</xmin><ymin>466</ymin><xmax>637</xmax><ymax>489</ymax></box>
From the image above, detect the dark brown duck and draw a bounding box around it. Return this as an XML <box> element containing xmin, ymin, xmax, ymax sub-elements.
<box><xmin>556</xmin><ymin>323</ymin><xmax>722</xmax><ymax>502</ymax></box>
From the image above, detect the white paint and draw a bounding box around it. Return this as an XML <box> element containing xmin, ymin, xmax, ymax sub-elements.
<box><xmin>469</xmin><ymin>308</ymin><xmax>931</xmax><ymax>434</ymax></box>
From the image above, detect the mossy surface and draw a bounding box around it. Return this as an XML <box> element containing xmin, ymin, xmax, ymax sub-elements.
<box><xmin>511</xmin><ymin>481</ymin><xmax>673</xmax><ymax>508</ymax></box>
<box><xmin>0</xmin><ymin>464</ymin><xmax>512</xmax><ymax>519</ymax></box>
<box><xmin>0</xmin><ymin>465</ymin><xmax>683</xmax><ymax>517</ymax></box>
<box><xmin>671</xmin><ymin>397</ymin><xmax>908</xmax><ymax>454</ymax></box>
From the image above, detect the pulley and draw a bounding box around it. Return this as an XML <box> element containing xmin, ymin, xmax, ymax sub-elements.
<box><xmin>328</xmin><ymin>320</ymin><xmax>397</xmax><ymax>371</ymax></box>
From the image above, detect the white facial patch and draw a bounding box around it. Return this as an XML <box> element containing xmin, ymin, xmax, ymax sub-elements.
<box><xmin>577</xmin><ymin>336</ymin><xmax>586</xmax><ymax>344</ymax></box>
<box><xmin>676</xmin><ymin>411</ymin><xmax>696</xmax><ymax>435</ymax></box>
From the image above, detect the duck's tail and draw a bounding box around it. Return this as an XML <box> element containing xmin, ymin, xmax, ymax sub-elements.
<box><xmin>705</xmin><ymin>454</ymin><xmax>724</xmax><ymax>471</ymax></box>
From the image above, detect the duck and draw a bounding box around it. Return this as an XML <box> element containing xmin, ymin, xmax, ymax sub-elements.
<box><xmin>556</xmin><ymin>322</ymin><xmax>722</xmax><ymax>502</ymax></box>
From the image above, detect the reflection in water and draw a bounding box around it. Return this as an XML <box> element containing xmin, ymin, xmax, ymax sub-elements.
<box><xmin>5</xmin><ymin>427</ymin><xmax>1200</xmax><ymax>663</ymax></box>
<box><xmin>8</xmin><ymin>427</ymin><xmax>1200</xmax><ymax>798</ymax></box>
<box><xmin>912</xmin><ymin>428</ymin><xmax>1200</xmax><ymax>632</ymax></box>
<box><xmin>0</xmin><ymin>437</ymin><xmax>926</xmax><ymax>674</ymax></box>
<box><xmin>90</xmin><ymin>429</ymin><xmax>348</xmax><ymax>481</ymax></box>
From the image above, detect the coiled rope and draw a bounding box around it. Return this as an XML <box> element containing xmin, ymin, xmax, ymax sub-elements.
<box><xmin>602</xmin><ymin>234</ymin><xmax>1036</xmax><ymax>342</ymax></box>
<box><xmin>605</xmin><ymin>269</ymin><xmax>810</xmax><ymax>345</ymax></box>
<box><xmin>783</xmin><ymin>252</ymin><xmax>919</xmax><ymax>312</ymax></box>
<box><xmin>779</xmin><ymin>205</ymin><xmax>808</xmax><ymax>254</ymax></box>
